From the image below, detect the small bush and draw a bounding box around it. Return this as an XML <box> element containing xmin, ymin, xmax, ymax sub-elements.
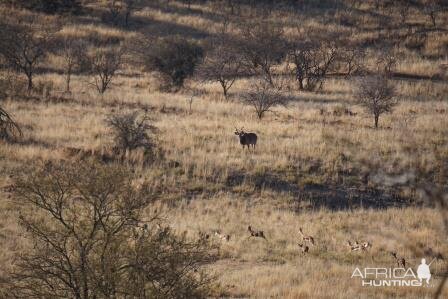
<box><xmin>106</xmin><ymin>111</ymin><xmax>156</xmax><ymax>152</ymax></box>
<box><xmin>242</xmin><ymin>80</ymin><xmax>291</xmax><ymax>119</ymax></box>
<box><xmin>144</xmin><ymin>36</ymin><xmax>203</xmax><ymax>90</ymax></box>
<box><xmin>86</xmin><ymin>46</ymin><xmax>124</xmax><ymax>94</ymax></box>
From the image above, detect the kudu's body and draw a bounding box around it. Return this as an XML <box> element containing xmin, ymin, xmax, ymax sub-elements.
<box><xmin>235</xmin><ymin>128</ymin><xmax>257</xmax><ymax>149</ymax></box>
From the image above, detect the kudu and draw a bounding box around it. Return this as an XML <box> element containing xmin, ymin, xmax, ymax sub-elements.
<box><xmin>234</xmin><ymin>127</ymin><xmax>257</xmax><ymax>149</ymax></box>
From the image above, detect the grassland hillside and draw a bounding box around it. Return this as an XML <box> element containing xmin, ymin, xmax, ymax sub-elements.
<box><xmin>0</xmin><ymin>0</ymin><xmax>447</xmax><ymax>298</ymax></box>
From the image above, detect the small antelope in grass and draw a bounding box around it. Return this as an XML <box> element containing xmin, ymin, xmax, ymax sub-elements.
<box><xmin>347</xmin><ymin>240</ymin><xmax>371</xmax><ymax>252</ymax></box>
<box><xmin>235</xmin><ymin>127</ymin><xmax>257</xmax><ymax>149</ymax></box>
<box><xmin>198</xmin><ymin>231</ymin><xmax>210</xmax><ymax>240</ymax></box>
<box><xmin>390</xmin><ymin>252</ymin><xmax>406</xmax><ymax>268</ymax></box>
<box><xmin>298</xmin><ymin>243</ymin><xmax>309</xmax><ymax>254</ymax></box>
<box><xmin>248</xmin><ymin>225</ymin><xmax>266</xmax><ymax>240</ymax></box>
<box><xmin>214</xmin><ymin>230</ymin><xmax>231</xmax><ymax>242</ymax></box>
<box><xmin>298</xmin><ymin>227</ymin><xmax>315</xmax><ymax>246</ymax></box>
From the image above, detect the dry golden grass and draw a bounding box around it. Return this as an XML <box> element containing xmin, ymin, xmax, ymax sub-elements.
<box><xmin>163</xmin><ymin>197</ymin><xmax>447</xmax><ymax>298</ymax></box>
<box><xmin>0</xmin><ymin>1</ymin><xmax>447</xmax><ymax>298</ymax></box>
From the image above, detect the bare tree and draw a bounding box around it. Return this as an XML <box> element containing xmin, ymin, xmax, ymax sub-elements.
<box><xmin>340</xmin><ymin>43</ymin><xmax>366</xmax><ymax>76</ymax></box>
<box><xmin>87</xmin><ymin>46</ymin><xmax>124</xmax><ymax>94</ymax></box>
<box><xmin>104</xmin><ymin>0</ymin><xmax>141</xmax><ymax>27</ymax></box>
<box><xmin>288</xmin><ymin>31</ymin><xmax>340</xmax><ymax>91</ymax></box>
<box><xmin>123</xmin><ymin>0</ymin><xmax>141</xmax><ymax>27</ymax></box>
<box><xmin>242</xmin><ymin>80</ymin><xmax>291</xmax><ymax>119</ymax></box>
<box><xmin>226</xmin><ymin>0</ymin><xmax>236</xmax><ymax>15</ymax></box>
<box><xmin>57</xmin><ymin>36</ymin><xmax>86</xmax><ymax>93</ymax></box>
<box><xmin>5</xmin><ymin>162</ymin><xmax>217</xmax><ymax>298</ymax></box>
<box><xmin>423</xmin><ymin>0</ymin><xmax>441</xmax><ymax>27</ymax></box>
<box><xmin>376</xmin><ymin>44</ymin><xmax>398</xmax><ymax>76</ymax></box>
<box><xmin>0</xmin><ymin>16</ymin><xmax>55</xmax><ymax>92</ymax></box>
<box><xmin>237</xmin><ymin>19</ymin><xmax>287</xmax><ymax>86</ymax></box>
<box><xmin>196</xmin><ymin>34</ymin><xmax>243</xmax><ymax>98</ymax></box>
<box><xmin>355</xmin><ymin>75</ymin><xmax>397</xmax><ymax>128</ymax></box>
<box><xmin>105</xmin><ymin>0</ymin><xmax>123</xmax><ymax>26</ymax></box>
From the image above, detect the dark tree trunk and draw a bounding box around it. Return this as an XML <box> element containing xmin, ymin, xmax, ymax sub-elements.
<box><xmin>298</xmin><ymin>78</ymin><xmax>304</xmax><ymax>90</ymax></box>
<box><xmin>66</xmin><ymin>70</ymin><xmax>71</xmax><ymax>93</ymax></box>
<box><xmin>219</xmin><ymin>80</ymin><xmax>228</xmax><ymax>98</ymax></box>
<box><xmin>430</xmin><ymin>12</ymin><xmax>436</xmax><ymax>27</ymax></box>
<box><xmin>125</xmin><ymin>11</ymin><xmax>131</xmax><ymax>27</ymax></box>
<box><xmin>27</xmin><ymin>73</ymin><xmax>33</xmax><ymax>92</ymax></box>
<box><xmin>374</xmin><ymin>114</ymin><xmax>379</xmax><ymax>128</ymax></box>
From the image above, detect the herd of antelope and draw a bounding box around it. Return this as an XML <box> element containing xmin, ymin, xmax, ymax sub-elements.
<box><xmin>196</xmin><ymin>226</ymin><xmax>445</xmax><ymax>267</ymax></box>
<box><xmin>129</xmin><ymin>223</ymin><xmax>442</xmax><ymax>268</ymax></box>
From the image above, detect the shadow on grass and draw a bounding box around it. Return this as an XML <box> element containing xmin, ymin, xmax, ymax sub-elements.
<box><xmin>226</xmin><ymin>170</ymin><xmax>411</xmax><ymax>211</ymax></box>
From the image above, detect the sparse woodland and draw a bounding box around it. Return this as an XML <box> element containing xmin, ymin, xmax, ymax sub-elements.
<box><xmin>0</xmin><ymin>0</ymin><xmax>447</xmax><ymax>298</ymax></box>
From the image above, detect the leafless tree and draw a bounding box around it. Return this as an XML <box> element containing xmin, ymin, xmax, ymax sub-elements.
<box><xmin>104</xmin><ymin>0</ymin><xmax>142</xmax><ymax>27</ymax></box>
<box><xmin>237</xmin><ymin>19</ymin><xmax>287</xmax><ymax>86</ymax></box>
<box><xmin>422</xmin><ymin>0</ymin><xmax>447</xmax><ymax>28</ymax></box>
<box><xmin>5</xmin><ymin>162</ymin><xmax>217</xmax><ymax>298</ymax></box>
<box><xmin>340</xmin><ymin>43</ymin><xmax>366</xmax><ymax>76</ymax></box>
<box><xmin>87</xmin><ymin>46</ymin><xmax>124</xmax><ymax>94</ymax></box>
<box><xmin>376</xmin><ymin>44</ymin><xmax>398</xmax><ymax>76</ymax></box>
<box><xmin>57</xmin><ymin>36</ymin><xmax>87</xmax><ymax>93</ymax></box>
<box><xmin>355</xmin><ymin>75</ymin><xmax>397</xmax><ymax>128</ymax></box>
<box><xmin>0</xmin><ymin>16</ymin><xmax>56</xmax><ymax>92</ymax></box>
<box><xmin>196</xmin><ymin>33</ymin><xmax>243</xmax><ymax>98</ymax></box>
<box><xmin>123</xmin><ymin>0</ymin><xmax>141</xmax><ymax>27</ymax></box>
<box><xmin>105</xmin><ymin>0</ymin><xmax>123</xmax><ymax>26</ymax></box>
<box><xmin>242</xmin><ymin>80</ymin><xmax>291</xmax><ymax>119</ymax></box>
<box><xmin>288</xmin><ymin>31</ymin><xmax>340</xmax><ymax>91</ymax></box>
<box><xmin>226</xmin><ymin>0</ymin><xmax>237</xmax><ymax>15</ymax></box>
<box><xmin>178</xmin><ymin>0</ymin><xmax>194</xmax><ymax>10</ymax></box>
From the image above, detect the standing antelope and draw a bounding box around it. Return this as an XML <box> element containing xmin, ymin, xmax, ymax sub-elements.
<box><xmin>390</xmin><ymin>252</ymin><xmax>406</xmax><ymax>268</ymax></box>
<box><xmin>235</xmin><ymin>127</ymin><xmax>257</xmax><ymax>149</ymax></box>
<box><xmin>298</xmin><ymin>227</ymin><xmax>315</xmax><ymax>246</ymax></box>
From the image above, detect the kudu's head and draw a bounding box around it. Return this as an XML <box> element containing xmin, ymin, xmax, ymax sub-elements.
<box><xmin>234</xmin><ymin>127</ymin><xmax>245</xmax><ymax>137</ymax></box>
